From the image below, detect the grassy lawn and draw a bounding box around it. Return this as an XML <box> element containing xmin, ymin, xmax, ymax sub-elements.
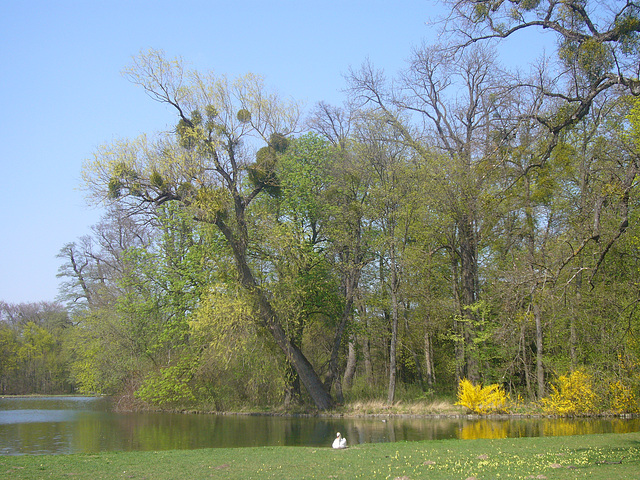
<box><xmin>1</xmin><ymin>431</ymin><xmax>639</xmax><ymax>479</ymax></box>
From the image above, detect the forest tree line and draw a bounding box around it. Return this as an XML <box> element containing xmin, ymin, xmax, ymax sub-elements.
<box><xmin>2</xmin><ymin>1</ymin><xmax>640</xmax><ymax>411</ymax></box>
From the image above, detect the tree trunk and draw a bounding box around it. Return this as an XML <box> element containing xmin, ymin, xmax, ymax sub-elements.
<box><xmin>424</xmin><ymin>329</ymin><xmax>435</xmax><ymax>388</ymax></box>
<box><xmin>570</xmin><ymin>317</ymin><xmax>577</xmax><ymax>369</ymax></box>
<box><xmin>216</xmin><ymin>217</ymin><xmax>334</xmax><ymax>411</ymax></box>
<box><xmin>460</xmin><ymin>215</ymin><xmax>478</xmax><ymax>382</ymax></box>
<box><xmin>324</xmin><ymin>269</ymin><xmax>360</xmax><ymax>397</ymax></box>
<box><xmin>387</xmin><ymin>308</ymin><xmax>398</xmax><ymax>404</ymax></box>
<box><xmin>534</xmin><ymin>302</ymin><xmax>544</xmax><ymax>399</ymax></box>
<box><xmin>387</xmin><ymin>248</ymin><xmax>400</xmax><ymax>405</ymax></box>
<box><xmin>405</xmin><ymin>311</ymin><xmax>425</xmax><ymax>391</ymax></box>
<box><xmin>520</xmin><ymin>323</ymin><xmax>533</xmax><ymax>399</ymax></box>
<box><xmin>283</xmin><ymin>360</ymin><xmax>302</xmax><ymax>408</ymax></box>
<box><xmin>524</xmin><ymin>175</ymin><xmax>544</xmax><ymax>400</ymax></box>
<box><xmin>363</xmin><ymin>333</ymin><xmax>373</xmax><ymax>385</ymax></box>
<box><xmin>257</xmin><ymin>291</ymin><xmax>334</xmax><ymax>410</ymax></box>
<box><xmin>450</xmin><ymin>250</ymin><xmax>465</xmax><ymax>383</ymax></box>
<box><xmin>571</xmin><ymin>271</ymin><xmax>582</xmax><ymax>369</ymax></box>
<box><xmin>343</xmin><ymin>337</ymin><xmax>357</xmax><ymax>391</ymax></box>
<box><xmin>359</xmin><ymin>298</ymin><xmax>374</xmax><ymax>386</ymax></box>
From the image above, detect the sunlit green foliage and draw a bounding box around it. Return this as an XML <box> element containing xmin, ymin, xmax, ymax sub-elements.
<box><xmin>0</xmin><ymin>303</ymin><xmax>72</xmax><ymax>394</ymax></box>
<box><xmin>189</xmin><ymin>284</ymin><xmax>286</xmax><ymax>409</ymax></box>
<box><xmin>135</xmin><ymin>354</ymin><xmax>197</xmax><ymax>408</ymax></box>
<box><xmin>0</xmin><ymin>326</ymin><xmax>18</xmax><ymax>387</ymax></box>
<box><xmin>628</xmin><ymin>97</ymin><xmax>640</xmax><ymax>149</ymax></box>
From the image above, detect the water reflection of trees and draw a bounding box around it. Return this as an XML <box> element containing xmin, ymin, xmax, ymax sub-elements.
<box><xmin>86</xmin><ymin>414</ymin><xmax>640</xmax><ymax>449</ymax></box>
<box><xmin>3</xmin><ymin>396</ymin><xmax>640</xmax><ymax>454</ymax></box>
<box><xmin>67</xmin><ymin>415</ymin><xmax>640</xmax><ymax>450</ymax></box>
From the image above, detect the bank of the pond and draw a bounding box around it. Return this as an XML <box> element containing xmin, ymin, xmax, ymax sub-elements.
<box><xmin>8</xmin><ymin>393</ymin><xmax>637</xmax><ymax>420</ymax></box>
<box><xmin>2</xmin><ymin>431</ymin><xmax>639</xmax><ymax>479</ymax></box>
<box><xmin>174</xmin><ymin>401</ymin><xmax>640</xmax><ymax>421</ymax></box>
<box><xmin>143</xmin><ymin>394</ymin><xmax>640</xmax><ymax>419</ymax></box>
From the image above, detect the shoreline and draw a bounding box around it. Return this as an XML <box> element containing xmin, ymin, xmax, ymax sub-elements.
<box><xmin>205</xmin><ymin>410</ymin><xmax>640</xmax><ymax>420</ymax></box>
<box><xmin>3</xmin><ymin>394</ymin><xmax>639</xmax><ymax>420</ymax></box>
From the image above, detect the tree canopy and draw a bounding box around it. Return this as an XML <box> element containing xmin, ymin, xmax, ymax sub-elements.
<box><xmin>5</xmin><ymin>2</ymin><xmax>640</xmax><ymax>413</ymax></box>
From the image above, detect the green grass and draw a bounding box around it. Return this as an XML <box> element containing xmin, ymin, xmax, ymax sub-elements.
<box><xmin>1</xmin><ymin>432</ymin><xmax>639</xmax><ymax>479</ymax></box>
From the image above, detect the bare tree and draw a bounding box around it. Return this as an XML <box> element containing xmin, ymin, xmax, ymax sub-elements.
<box><xmin>441</xmin><ymin>0</ymin><xmax>640</xmax><ymax>161</ymax></box>
<box><xmin>57</xmin><ymin>205</ymin><xmax>153</xmax><ymax>310</ymax></box>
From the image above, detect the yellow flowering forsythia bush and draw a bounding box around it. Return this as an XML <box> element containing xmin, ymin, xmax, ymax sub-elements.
<box><xmin>612</xmin><ymin>350</ymin><xmax>640</xmax><ymax>413</ymax></box>
<box><xmin>609</xmin><ymin>380</ymin><xmax>639</xmax><ymax>414</ymax></box>
<box><xmin>541</xmin><ymin>370</ymin><xmax>598</xmax><ymax>415</ymax></box>
<box><xmin>540</xmin><ymin>368</ymin><xmax>640</xmax><ymax>415</ymax></box>
<box><xmin>455</xmin><ymin>378</ymin><xmax>509</xmax><ymax>414</ymax></box>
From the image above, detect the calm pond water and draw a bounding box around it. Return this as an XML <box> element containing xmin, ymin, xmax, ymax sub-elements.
<box><xmin>1</xmin><ymin>396</ymin><xmax>639</xmax><ymax>455</ymax></box>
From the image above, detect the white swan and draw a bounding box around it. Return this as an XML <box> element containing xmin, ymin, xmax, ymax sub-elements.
<box><xmin>332</xmin><ymin>431</ymin><xmax>347</xmax><ymax>449</ymax></box>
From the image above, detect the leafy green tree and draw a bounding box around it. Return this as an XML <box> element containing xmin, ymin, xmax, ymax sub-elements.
<box><xmin>271</xmin><ymin>163</ymin><xmax>336</xmax><ymax>401</ymax></box>
<box><xmin>71</xmin><ymin>208</ymin><xmax>219</xmax><ymax>406</ymax></box>
<box><xmin>278</xmin><ymin>130</ymin><xmax>375</xmax><ymax>401</ymax></box>
<box><xmin>57</xmin><ymin>204</ymin><xmax>154</xmax><ymax>313</ymax></box>
<box><xmin>352</xmin><ymin>111</ymin><xmax>420</xmax><ymax>403</ymax></box>
<box><xmin>307</xmin><ymin>103</ymin><xmax>391</xmax><ymax>399</ymax></box>
<box><xmin>0</xmin><ymin>322</ymin><xmax>19</xmax><ymax>393</ymax></box>
<box><xmin>0</xmin><ymin>302</ymin><xmax>72</xmax><ymax>394</ymax></box>
<box><xmin>190</xmin><ymin>283</ymin><xmax>287</xmax><ymax>409</ymax></box>
<box><xmin>50</xmin><ymin>11</ymin><xmax>640</xmax><ymax>409</ymax></box>
<box><xmin>82</xmin><ymin>50</ymin><xmax>334</xmax><ymax>410</ymax></box>
<box><xmin>349</xmin><ymin>43</ymin><xmax>516</xmax><ymax>387</ymax></box>
<box><xmin>18</xmin><ymin>322</ymin><xmax>56</xmax><ymax>392</ymax></box>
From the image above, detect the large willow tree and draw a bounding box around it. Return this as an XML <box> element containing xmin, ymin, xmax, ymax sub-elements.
<box><xmin>82</xmin><ymin>50</ymin><xmax>334</xmax><ymax>410</ymax></box>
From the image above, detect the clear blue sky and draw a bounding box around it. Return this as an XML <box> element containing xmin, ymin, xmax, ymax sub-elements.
<box><xmin>0</xmin><ymin>0</ymin><xmax>550</xmax><ymax>305</ymax></box>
